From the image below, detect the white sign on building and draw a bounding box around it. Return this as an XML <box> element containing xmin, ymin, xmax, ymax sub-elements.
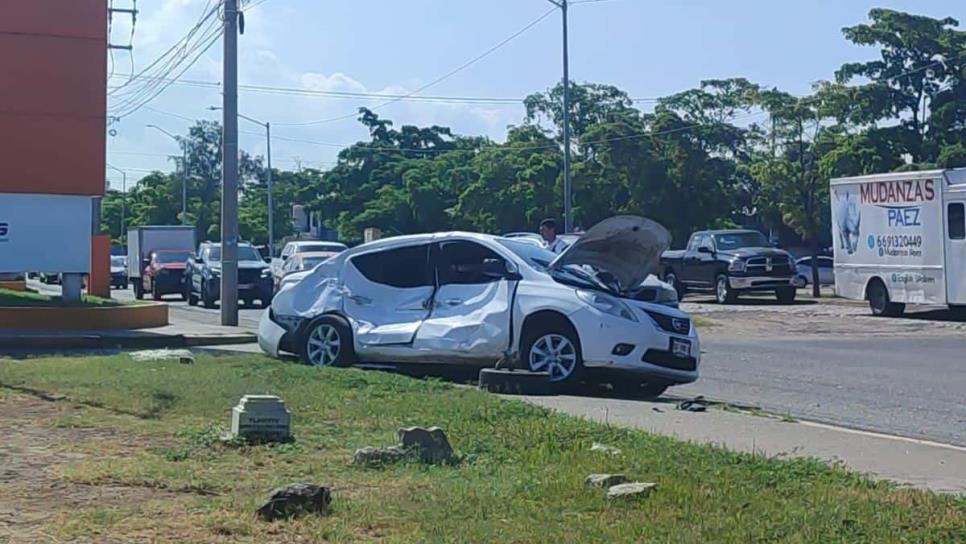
<box><xmin>0</xmin><ymin>193</ymin><xmax>93</xmax><ymax>273</ymax></box>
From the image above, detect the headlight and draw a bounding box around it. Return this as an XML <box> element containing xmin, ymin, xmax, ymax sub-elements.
<box><xmin>261</xmin><ymin>268</ymin><xmax>272</xmax><ymax>278</ymax></box>
<box><xmin>576</xmin><ymin>290</ymin><xmax>638</xmax><ymax>322</ymax></box>
<box><xmin>728</xmin><ymin>259</ymin><xmax>746</xmax><ymax>272</ymax></box>
<box><xmin>653</xmin><ymin>284</ymin><xmax>679</xmax><ymax>305</ymax></box>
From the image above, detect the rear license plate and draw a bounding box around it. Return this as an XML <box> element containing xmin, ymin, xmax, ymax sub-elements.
<box><xmin>671</xmin><ymin>338</ymin><xmax>691</xmax><ymax>358</ymax></box>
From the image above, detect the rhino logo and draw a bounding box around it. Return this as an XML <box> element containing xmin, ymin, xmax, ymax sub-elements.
<box><xmin>834</xmin><ymin>190</ymin><xmax>861</xmax><ymax>255</ymax></box>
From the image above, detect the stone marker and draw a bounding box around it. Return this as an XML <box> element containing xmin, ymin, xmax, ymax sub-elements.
<box><xmin>256</xmin><ymin>483</ymin><xmax>331</xmax><ymax>521</ymax></box>
<box><xmin>606</xmin><ymin>482</ymin><xmax>657</xmax><ymax>500</ymax></box>
<box><xmin>590</xmin><ymin>442</ymin><xmax>622</xmax><ymax>455</ymax></box>
<box><xmin>398</xmin><ymin>426</ymin><xmax>458</xmax><ymax>464</ymax></box>
<box><xmin>352</xmin><ymin>445</ymin><xmax>410</xmax><ymax>467</ymax></box>
<box><xmin>585</xmin><ymin>473</ymin><xmax>629</xmax><ymax>488</ymax></box>
<box><xmin>230</xmin><ymin>395</ymin><xmax>291</xmax><ymax>443</ymax></box>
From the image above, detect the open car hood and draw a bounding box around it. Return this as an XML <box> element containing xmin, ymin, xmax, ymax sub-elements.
<box><xmin>549</xmin><ymin>215</ymin><xmax>671</xmax><ymax>291</ymax></box>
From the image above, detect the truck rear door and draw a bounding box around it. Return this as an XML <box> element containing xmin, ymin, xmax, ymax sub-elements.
<box><xmin>944</xmin><ymin>198</ymin><xmax>966</xmax><ymax>304</ymax></box>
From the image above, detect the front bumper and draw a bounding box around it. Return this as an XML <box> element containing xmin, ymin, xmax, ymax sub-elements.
<box><xmin>728</xmin><ymin>275</ymin><xmax>795</xmax><ymax>290</ymax></box>
<box><xmin>154</xmin><ymin>271</ymin><xmax>185</xmax><ymax>293</ymax></box>
<box><xmin>258</xmin><ymin>309</ymin><xmax>288</xmax><ymax>357</ymax></box>
<box><xmin>568</xmin><ymin>306</ymin><xmax>700</xmax><ymax>385</ymax></box>
<box><xmin>206</xmin><ymin>276</ymin><xmax>273</xmax><ymax>299</ymax></box>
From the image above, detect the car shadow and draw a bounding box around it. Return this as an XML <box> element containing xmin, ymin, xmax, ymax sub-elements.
<box><xmin>684</xmin><ymin>295</ymin><xmax>818</xmax><ymax>306</ymax></box>
<box><xmin>896</xmin><ymin>308</ymin><xmax>966</xmax><ymax>323</ymax></box>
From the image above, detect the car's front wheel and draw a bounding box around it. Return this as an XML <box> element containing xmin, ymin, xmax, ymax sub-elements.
<box><xmin>776</xmin><ymin>286</ymin><xmax>797</xmax><ymax>304</ymax></box>
<box><xmin>715</xmin><ymin>274</ymin><xmax>737</xmax><ymax>304</ymax></box>
<box><xmin>664</xmin><ymin>271</ymin><xmax>685</xmax><ymax>299</ymax></box>
<box><xmin>301</xmin><ymin>315</ymin><xmax>355</xmax><ymax>367</ymax></box>
<box><xmin>522</xmin><ymin>322</ymin><xmax>583</xmax><ymax>386</ymax></box>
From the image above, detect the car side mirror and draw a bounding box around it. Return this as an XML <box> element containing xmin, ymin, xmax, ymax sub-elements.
<box><xmin>264</xmin><ymin>257</ymin><xmax>272</xmax><ymax>264</ymax></box>
<box><xmin>281</xmin><ymin>255</ymin><xmax>289</xmax><ymax>261</ymax></box>
<box><xmin>193</xmin><ymin>256</ymin><xmax>203</xmax><ymax>264</ymax></box>
<box><xmin>482</xmin><ymin>258</ymin><xmax>520</xmax><ymax>280</ymax></box>
<box><xmin>697</xmin><ymin>246</ymin><xmax>713</xmax><ymax>254</ymax></box>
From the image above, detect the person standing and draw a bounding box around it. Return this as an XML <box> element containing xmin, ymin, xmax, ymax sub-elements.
<box><xmin>540</xmin><ymin>218</ymin><xmax>569</xmax><ymax>254</ymax></box>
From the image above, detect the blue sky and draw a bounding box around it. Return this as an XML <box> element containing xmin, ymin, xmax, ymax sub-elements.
<box><xmin>105</xmin><ymin>0</ymin><xmax>964</xmax><ymax>189</ymax></box>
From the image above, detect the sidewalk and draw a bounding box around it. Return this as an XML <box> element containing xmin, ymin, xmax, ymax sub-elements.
<box><xmin>0</xmin><ymin>320</ymin><xmax>254</xmax><ymax>350</ymax></box>
<box><xmin>518</xmin><ymin>394</ymin><xmax>966</xmax><ymax>494</ymax></box>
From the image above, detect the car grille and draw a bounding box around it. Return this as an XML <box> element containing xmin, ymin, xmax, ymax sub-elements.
<box><xmin>239</xmin><ymin>269</ymin><xmax>261</xmax><ymax>284</ymax></box>
<box><xmin>643</xmin><ymin>309</ymin><xmax>691</xmax><ymax>335</ymax></box>
<box><xmin>745</xmin><ymin>256</ymin><xmax>792</xmax><ymax>275</ymax></box>
<box><xmin>642</xmin><ymin>349</ymin><xmax>698</xmax><ymax>371</ymax></box>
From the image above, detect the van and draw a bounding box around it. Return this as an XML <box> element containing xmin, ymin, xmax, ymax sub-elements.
<box><xmin>830</xmin><ymin>169</ymin><xmax>966</xmax><ymax>316</ymax></box>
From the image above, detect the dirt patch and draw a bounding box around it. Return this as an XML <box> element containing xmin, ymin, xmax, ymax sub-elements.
<box><xmin>685</xmin><ymin>296</ymin><xmax>966</xmax><ymax>337</ymax></box>
<box><xmin>0</xmin><ymin>393</ymin><xmax>174</xmax><ymax>543</ymax></box>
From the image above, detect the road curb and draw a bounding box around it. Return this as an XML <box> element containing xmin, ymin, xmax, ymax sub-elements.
<box><xmin>0</xmin><ymin>332</ymin><xmax>256</xmax><ymax>350</ymax></box>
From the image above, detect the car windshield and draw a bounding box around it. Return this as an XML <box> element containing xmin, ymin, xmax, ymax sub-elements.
<box><xmin>110</xmin><ymin>257</ymin><xmax>125</xmax><ymax>267</ymax></box>
<box><xmin>295</xmin><ymin>243</ymin><xmax>346</xmax><ymax>253</ymax></box>
<box><xmin>497</xmin><ymin>238</ymin><xmax>616</xmax><ymax>294</ymax></box>
<box><xmin>300</xmin><ymin>256</ymin><xmax>327</xmax><ymax>269</ymax></box>
<box><xmin>207</xmin><ymin>246</ymin><xmax>262</xmax><ymax>262</ymax></box>
<box><xmin>714</xmin><ymin>231</ymin><xmax>770</xmax><ymax>250</ymax></box>
<box><xmin>155</xmin><ymin>251</ymin><xmax>191</xmax><ymax>263</ymax></box>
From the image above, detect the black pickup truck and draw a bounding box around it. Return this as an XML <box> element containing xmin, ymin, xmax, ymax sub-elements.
<box><xmin>660</xmin><ymin>230</ymin><xmax>797</xmax><ymax>304</ymax></box>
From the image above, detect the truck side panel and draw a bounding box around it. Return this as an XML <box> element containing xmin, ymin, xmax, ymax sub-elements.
<box><xmin>831</xmin><ymin>175</ymin><xmax>946</xmax><ymax>305</ymax></box>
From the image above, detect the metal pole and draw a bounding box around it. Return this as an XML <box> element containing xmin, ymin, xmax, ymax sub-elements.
<box><xmin>266</xmin><ymin>122</ymin><xmax>274</xmax><ymax>257</ymax></box>
<box><xmin>221</xmin><ymin>0</ymin><xmax>239</xmax><ymax>326</ymax></box>
<box><xmin>181</xmin><ymin>146</ymin><xmax>188</xmax><ymax>225</ymax></box>
<box><xmin>120</xmin><ymin>171</ymin><xmax>126</xmax><ymax>242</ymax></box>
<box><xmin>561</xmin><ymin>0</ymin><xmax>573</xmax><ymax>233</ymax></box>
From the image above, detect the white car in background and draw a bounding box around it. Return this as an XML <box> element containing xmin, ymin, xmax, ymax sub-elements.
<box><xmin>793</xmin><ymin>256</ymin><xmax>835</xmax><ymax>287</ymax></box>
<box><xmin>259</xmin><ymin>216</ymin><xmax>700</xmax><ymax>396</ymax></box>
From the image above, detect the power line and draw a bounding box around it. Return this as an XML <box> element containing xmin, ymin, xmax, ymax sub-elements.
<box><xmin>273</xmin><ymin>6</ymin><xmax>559</xmax><ymax>127</ymax></box>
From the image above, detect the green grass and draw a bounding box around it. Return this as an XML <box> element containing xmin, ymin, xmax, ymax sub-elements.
<box><xmin>0</xmin><ymin>288</ymin><xmax>132</xmax><ymax>307</ymax></box>
<box><xmin>0</xmin><ymin>354</ymin><xmax>962</xmax><ymax>543</ymax></box>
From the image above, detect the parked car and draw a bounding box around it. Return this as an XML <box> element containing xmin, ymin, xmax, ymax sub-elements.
<box><xmin>793</xmin><ymin>256</ymin><xmax>834</xmax><ymax>287</ymax></box>
<box><xmin>141</xmin><ymin>250</ymin><xmax>191</xmax><ymax>300</ymax></box>
<box><xmin>661</xmin><ymin>230</ymin><xmax>797</xmax><ymax>304</ymax></box>
<box><xmin>259</xmin><ymin>216</ymin><xmax>700</xmax><ymax>397</ymax></box>
<box><xmin>110</xmin><ymin>256</ymin><xmax>127</xmax><ymax>289</ymax></box>
<box><xmin>274</xmin><ymin>251</ymin><xmax>338</xmax><ymax>292</ymax></box>
<box><xmin>185</xmin><ymin>242</ymin><xmax>273</xmax><ymax>308</ymax></box>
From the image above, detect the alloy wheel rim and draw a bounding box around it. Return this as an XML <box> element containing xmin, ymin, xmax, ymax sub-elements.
<box><xmin>717</xmin><ymin>278</ymin><xmax>727</xmax><ymax>302</ymax></box>
<box><xmin>529</xmin><ymin>333</ymin><xmax>577</xmax><ymax>382</ymax></box>
<box><xmin>307</xmin><ymin>324</ymin><xmax>341</xmax><ymax>366</ymax></box>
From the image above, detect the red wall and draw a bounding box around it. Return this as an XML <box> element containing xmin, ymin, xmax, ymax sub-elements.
<box><xmin>0</xmin><ymin>0</ymin><xmax>106</xmax><ymax>196</ymax></box>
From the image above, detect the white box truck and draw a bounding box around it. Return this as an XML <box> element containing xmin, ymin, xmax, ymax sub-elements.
<box><xmin>127</xmin><ymin>226</ymin><xmax>196</xmax><ymax>299</ymax></box>
<box><xmin>830</xmin><ymin>168</ymin><xmax>966</xmax><ymax>316</ymax></box>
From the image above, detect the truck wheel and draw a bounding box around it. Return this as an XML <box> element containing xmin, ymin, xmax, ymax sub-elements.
<box><xmin>715</xmin><ymin>275</ymin><xmax>737</xmax><ymax>304</ymax></box>
<box><xmin>664</xmin><ymin>271</ymin><xmax>685</xmax><ymax>299</ymax></box>
<box><xmin>152</xmin><ymin>281</ymin><xmax>161</xmax><ymax>301</ymax></box>
<box><xmin>867</xmin><ymin>279</ymin><xmax>904</xmax><ymax>317</ymax></box>
<box><xmin>776</xmin><ymin>287</ymin><xmax>796</xmax><ymax>304</ymax></box>
<box><xmin>201</xmin><ymin>282</ymin><xmax>216</xmax><ymax>309</ymax></box>
<box><xmin>134</xmin><ymin>281</ymin><xmax>144</xmax><ymax>300</ymax></box>
<box><xmin>187</xmin><ymin>283</ymin><xmax>198</xmax><ymax>306</ymax></box>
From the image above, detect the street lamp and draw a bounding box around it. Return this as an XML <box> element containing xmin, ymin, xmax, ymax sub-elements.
<box><xmin>209</xmin><ymin>106</ymin><xmax>274</xmax><ymax>256</ymax></box>
<box><xmin>106</xmin><ymin>163</ymin><xmax>127</xmax><ymax>242</ymax></box>
<box><xmin>146</xmin><ymin>124</ymin><xmax>189</xmax><ymax>225</ymax></box>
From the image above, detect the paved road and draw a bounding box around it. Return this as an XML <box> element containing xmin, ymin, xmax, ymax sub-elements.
<box><xmin>675</xmin><ymin>335</ymin><xmax>966</xmax><ymax>446</ymax></box>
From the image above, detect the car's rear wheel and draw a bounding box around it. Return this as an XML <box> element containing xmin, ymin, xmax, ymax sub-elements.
<box><xmin>301</xmin><ymin>315</ymin><xmax>355</xmax><ymax>367</ymax></box>
<box><xmin>133</xmin><ymin>280</ymin><xmax>144</xmax><ymax>300</ymax></box>
<box><xmin>152</xmin><ymin>280</ymin><xmax>161</xmax><ymax>301</ymax></box>
<box><xmin>186</xmin><ymin>282</ymin><xmax>198</xmax><ymax>306</ymax></box>
<box><xmin>868</xmin><ymin>279</ymin><xmax>904</xmax><ymax>317</ymax></box>
<box><xmin>522</xmin><ymin>322</ymin><xmax>583</xmax><ymax>386</ymax></box>
<box><xmin>201</xmin><ymin>281</ymin><xmax>216</xmax><ymax>309</ymax></box>
<box><xmin>715</xmin><ymin>274</ymin><xmax>737</xmax><ymax>304</ymax></box>
<box><xmin>776</xmin><ymin>287</ymin><xmax>796</xmax><ymax>304</ymax></box>
<box><xmin>664</xmin><ymin>271</ymin><xmax>685</xmax><ymax>299</ymax></box>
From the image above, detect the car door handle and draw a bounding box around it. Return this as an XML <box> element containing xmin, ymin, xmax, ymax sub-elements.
<box><xmin>443</xmin><ymin>298</ymin><xmax>462</xmax><ymax>306</ymax></box>
<box><xmin>348</xmin><ymin>294</ymin><xmax>372</xmax><ymax>305</ymax></box>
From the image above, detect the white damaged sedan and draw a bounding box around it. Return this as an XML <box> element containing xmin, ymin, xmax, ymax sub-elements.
<box><xmin>259</xmin><ymin>216</ymin><xmax>700</xmax><ymax>394</ymax></box>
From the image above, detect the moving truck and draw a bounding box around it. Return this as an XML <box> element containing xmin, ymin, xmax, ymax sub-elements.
<box><xmin>127</xmin><ymin>226</ymin><xmax>196</xmax><ymax>299</ymax></box>
<box><xmin>830</xmin><ymin>169</ymin><xmax>966</xmax><ymax>316</ymax></box>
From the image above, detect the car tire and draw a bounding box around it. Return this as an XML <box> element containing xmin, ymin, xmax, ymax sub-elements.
<box><xmin>134</xmin><ymin>281</ymin><xmax>144</xmax><ymax>300</ymax></box>
<box><xmin>715</xmin><ymin>274</ymin><xmax>737</xmax><ymax>304</ymax></box>
<box><xmin>187</xmin><ymin>283</ymin><xmax>198</xmax><ymax>306</ymax></box>
<box><xmin>259</xmin><ymin>296</ymin><xmax>271</xmax><ymax>309</ymax></box>
<box><xmin>776</xmin><ymin>287</ymin><xmax>796</xmax><ymax>304</ymax></box>
<box><xmin>664</xmin><ymin>271</ymin><xmax>685</xmax><ymax>299</ymax></box>
<box><xmin>520</xmin><ymin>319</ymin><xmax>583</xmax><ymax>387</ymax></box>
<box><xmin>152</xmin><ymin>281</ymin><xmax>161</xmax><ymax>301</ymax></box>
<box><xmin>796</xmin><ymin>274</ymin><xmax>808</xmax><ymax>287</ymax></box>
<box><xmin>201</xmin><ymin>282</ymin><xmax>216</xmax><ymax>309</ymax></box>
<box><xmin>300</xmin><ymin>315</ymin><xmax>355</xmax><ymax>367</ymax></box>
<box><xmin>867</xmin><ymin>279</ymin><xmax>904</xmax><ymax>317</ymax></box>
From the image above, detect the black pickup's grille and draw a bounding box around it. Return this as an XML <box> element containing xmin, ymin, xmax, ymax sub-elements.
<box><xmin>239</xmin><ymin>269</ymin><xmax>260</xmax><ymax>284</ymax></box>
<box><xmin>746</xmin><ymin>256</ymin><xmax>792</xmax><ymax>275</ymax></box>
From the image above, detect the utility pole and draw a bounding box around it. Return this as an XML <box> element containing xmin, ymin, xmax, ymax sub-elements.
<box><xmin>106</xmin><ymin>164</ymin><xmax>127</xmax><ymax>242</ymax></box>
<box><xmin>548</xmin><ymin>0</ymin><xmax>573</xmax><ymax>232</ymax></box>
<box><xmin>221</xmin><ymin>0</ymin><xmax>240</xmax><ymax>326</ymax></box>
<box><xmin>208</xmin><ymin>106</ymin><xmax>274</xmax><ymax>256</ymax></box>
<box><xmin>146</xmin><ymin>124</ymin><xmax>188</xmax><ymax>225</ymax></box>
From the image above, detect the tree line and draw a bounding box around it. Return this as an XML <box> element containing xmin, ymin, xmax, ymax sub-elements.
<box><xmin>103</xmin><ymin>9</ymin><xmax>965</xmax><ymax>259</ymax></box>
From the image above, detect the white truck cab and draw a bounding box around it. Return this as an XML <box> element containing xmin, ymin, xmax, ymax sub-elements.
<box><xmin>830</xmin><ymin>168</ymin><xmax>966</xmax><ymax>316</ymax></box>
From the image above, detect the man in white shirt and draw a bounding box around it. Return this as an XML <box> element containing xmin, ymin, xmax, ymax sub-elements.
<box><xmin>540</xmin><ymin>218</ymin><xmax>569</xmax><ymax>254</ymax></box>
